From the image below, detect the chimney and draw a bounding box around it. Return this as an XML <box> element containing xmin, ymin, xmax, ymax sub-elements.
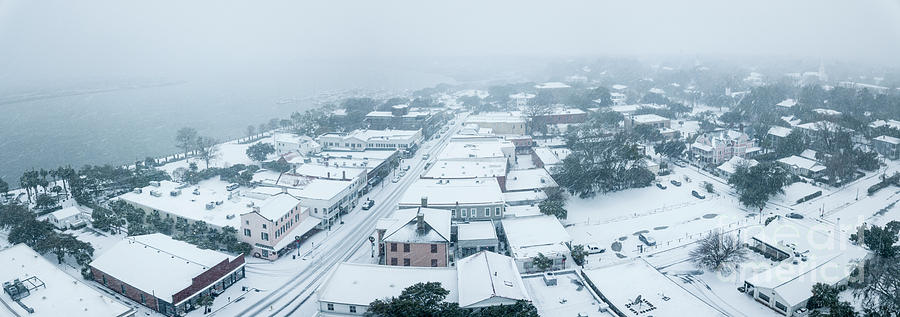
<box><xmin>416</xmin><ymin>211</ymin><xmax>425</xmax><ymax>233</ymax></box>
<box><xmin>421</xmin><ymin>196</ymin><xmax>428</xmax><ymax>208</ymax></box>
<box><xmin>342</xmin><ymin>170</ymin><xmax>347</xmax><ymax>180</ymax></box>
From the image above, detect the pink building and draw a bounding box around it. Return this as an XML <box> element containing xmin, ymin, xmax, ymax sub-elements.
<box><xmin>691</xmin><ymin>130</ymin><xmax>759</xmax><ymax>165</ymax></box>
<box><xmin>376</xmin><ymin>207</ymin><xmax>451</xmax><ymax>267</ymax></box>
<box><xmin>239</xmin><ymin>193</ymin><xmax>318</xmax><ymax>260</ymax></box>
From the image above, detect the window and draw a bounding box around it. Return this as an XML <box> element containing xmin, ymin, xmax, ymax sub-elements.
<box><xmin>350</xmin><ymin>306</ymin><xmax>357</xmax><ymax>313</ymax></box>
<box><xmin>431</xmin><ymin>244</ymin><xmax>437</xmax><ymax>253</ymax></box>
<box><xmin>484</xmin><ymin>208</ymin><xmax>490</xmax><ymax>217</ymax></box>
<box><xmin>775</xmin><ymin>302</ymin><xmax>787</xmax><ymax>312</ymax></box>
<box><xmin>140</xmin><ymin>293</ymin><xmax>146</xmax><ymax>304</ymax></box>
<box><xmin>451</xmin><ymin>209</ymin><xmax>456</xmax><ymax>217</ymax></box>
<box><xmin>102</xmin><ymin>275</ymin><xmax>107</xmax><ymax>286</ymax></box>
<box><xmin>403</xmin><ymin>243</ymin><xmax>410</xmax><ymax>252</ymax></box>
<box><xmin>758</xmin><ymin>293</ymin><xmax>770</xmax><ymax>302</ymax></box>
<box><xmin>262</xmin><ymin>224</ymin><xmax>267</xmax><ymax>229</ymax></box>
<box><xmin>314</xmin><ymin>208</ymin><xmax>318</xmax><ymax>214</ymax></box>
<box><xmin>431</xmin><ymin>259</ymin><xmax>438</xmax><ymax>267</ymax></box>
<box><xmin>403</xmin><ymin>258</ymin><xmax>410</xmax><ymax>266</ymax></box>
<box><xmin>495</xmin><ymin>207</ymin><xmax>501</xmax><ymax>216</ymax></box>
<box><xmin>461</xmin><ymin>208</ymin><xmax>467</xmax><ymax>217</ymax></box>
<box><xmin>121</xmin><ymin>284</ymin><xmax>126</xmax><ymax>295</ymax></box>
<box><xmin>245</xmin><ymin>220</ymin><xmax>249</xmax><ymax>225</ymax></box>
<box><xmin>261</xmin><ymin>232</ymin><xmax>269</xmax><ymax>241</ymax></box>
<box><xmin>390</xmin><ymin>243</ymin><xmax>397</xmax><ymax>252</ymax></box>
<box><xmin>391</xmin><ymin>257</ymin><xmax>398</xmax><ymax>265</ymax></box>
<box><xmin>327</xmin><ymin>303</ymin><xmax>334</xmax><ymax>311</ymax></box>
<box><xmin>244</xmin><ymin>229</ymin><xmax>251</xmax><ymax>237</ymax></box>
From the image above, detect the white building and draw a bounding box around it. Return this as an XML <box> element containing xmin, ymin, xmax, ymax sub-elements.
<box><xmin>0</xmin><ymin>244</ymin><xmax>135</xmax><ymax>317</ymax></box>
<box><xmin>317</xmin><ymin>251</ymin><xmax>528</xmax><ymax>316</ymax></box>
<box><xmin>464</xmin><ymin>112</ymin><xmax>527</xmax><ymax>135</ymax></box>
<box><xmin>716</xmin><ymin>156</ymin><xmax>759</xmax><ymax>179</ymax></box>
<box><xmin>439</xmin><ymin>136</ymin><xmax>516</xmax><ymax>166</ymax></box>
<box><xmin>47</xmin><ymin>205</ymin><xmax>92</xmax><ymax>230</ymax></box>
<box><xmin>273</xmin><ymin>133</ymin><xmax>321</xmax><ymax>156</ymax></box>
<box><xmin>503</xmin><ymin>168</ymin><xmax>557</xmax><ymax>192</ymax></box>
<box><xmin>501</xmin><ymin>215</ymin><xmax>571</xmax><ymax>273</ymax></box>
<box><xmin>399</xmin><ymin>178</ymin><xmax>505</xmax><ymax>222</ymax></box>
<box><xmin>317</xmin><ymin>129</ymin><xmax>422</xmax><ymax>152</ymax></box>
<box><xmin>456</xmin><ymin>221</ymin><xmax>499</xmax><ymax>258</ymax></box>
<box><xmin>744</xmin><ymin>218</ymin><xmax>868</xmax><ymax>316</ymax></box>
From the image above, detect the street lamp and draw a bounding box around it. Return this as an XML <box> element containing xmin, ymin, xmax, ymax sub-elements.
<box><xmin>368</xmin><ymin>236</ymin><xmax>376</xmax><ymax>258</ymax></box>
<box><xmin>295</xmin><ymin>236</ymin><xmax>302</xmax><ymax>257</ymax></box>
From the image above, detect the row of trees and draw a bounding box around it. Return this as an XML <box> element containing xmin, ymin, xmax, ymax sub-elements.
<box><xmin>175</xmin><ymin>127</ymin><xmax>220</xmax><ymax>168</ymax></box>
<box><xmin>0</xmin><ymin>204</ymin><xmax>95</xmax><ymax>276</ymax></box>
<box><xmin>91</xmin><ymin>200</ymin><xmax>252</xmax><ymax>255</ymax></box>
<box><xmin>556</xmin><ymin>129</ymin><xmax>654</xmax><ymax>198</ymax></box>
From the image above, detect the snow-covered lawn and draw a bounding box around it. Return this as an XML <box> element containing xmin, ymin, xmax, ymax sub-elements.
<box><xmin>159</xmin><ymin>138</ymin><xmax>271</xmax><ymax>176</ymax></box>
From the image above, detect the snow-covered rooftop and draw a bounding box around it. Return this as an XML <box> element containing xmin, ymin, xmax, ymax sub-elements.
<box><xmin>767</xmin><ymin>126</ymin><xmax>793</xmax><ymax>138</ymax></box>
<box><xmin>89</xmin><ymin>234</ymin><xmax>239</xmax><ymax>304</ymax></box>
<box><xmin>503</xmin><ymin>204</ymin><xmax>542</xmax><ymax>217</ymax></box>
<box><xmin>50</xmin><ymin>204</ymin><xmax>90</xmax><ymax>220</ymax></box>
<box><xmin>630</xmin><ymin>114</ymin><xmax>670</xmax><ymax>124</ymax></box>
<box><xmin>381</xmin><ymin>207</ymin><xmax>451</xmax><ymax>244</ymax></box>
<box><xmin>423</xmin><ymin>158</ymin><xmax>507</xmax><ymax>179</ymax></box>
<box><xmin>745</xmin><ymin>218</ymin><xmax>868</xmax><ymax>307</ymax></box>
<box><xmin>612</xmin><ymin>84</ymin><xmax>628</xmax><ymax>90</ymax></box>
<box><xmin>438</xmin><ymin>138</ymin><xmax>514</xmax><ymax>161</ymax></box>
<box><xmin>0</xmin><ymin>244</ymin><xmax>134</xmax><ymax>317</ymax></box>
<box><xmin>502</xmin><ymin>215</ymin><xmax>571</xmax><ymax>259</ymax></box>
<box><xmin>509</xmin><ymin>92</ymin><xmax>536</xmax><ymax>99</ymax></box>
<box><xmin>457</xmin><ymin>221</ymin><xmax>498</xmax><ymax>241</ymax></box>
<box><xmin>399</xmin><ymin>178</ymin><xmax>503</xmax><ymax>207</ymax></box>
<box><xmin>456</xmin><ymin>251</ymin><xmax>530</xmax><ymax>308</ymax></box>
<box><xmin>465</xmin><ymin>112</ymin><xmax>526</xmax><ymax>124</ymax></box>
<box><xmin>812</xmin><ymin>108</ymin><xmax>841</xmax><ymax>116</ymax></box>
<box><xmin>874</xmin><ymin>135</ymin><xmax>900</xmax><ymax>145</ymax></box>
<box><xmin>869</xmin><ymin>119</ymin><xmax>900</xmax><ymax>130</ymax></box>
<box><xmin>118</xmin><ymin>179</ymin><xmax>251</xmax><ymax>228</ymax></box>
<box><xmin>583</xmin><ymin>258</ymin><xmax>723</xmax><ymax>317</ymax></box>
<box><xmin>716</xmin><ymin>156</ymin><xmax>758</xmax><ymax>175</ymax></box>
<box><xmin>255</xmin><ymin>193</ymin><xmax>301</xmax><ymax>220</ymax></box>
<box><xmin>648</xmin><ymin>88</ymin><xmax>665</xmax><ymax>94</ymax></box>
<box><xmin>293</xmin><ymin>163</ymin><xmax>364</xmax><ymax>181</ymax></box>
<box><xmin>533</xmin><ymin>147</ymin><xmax>570</xmax><ymax>167</ymax></box>
<box><xmin>534</xmin><ymin>82</ymin><xmax>571</xmax><ymax>89</ymax></box>
<box><xmin>523</xmin><ymin>271</ymin><xmax>612</xmax><ymax>317</ymax></box>
<box><xmin>505</xmin><ymin>168</ymin><xmax>558</xmax><ymax>192</ymax></box>
<box><xmin>776</xmin><ymin>99</ymin><xmax>797</xmax><ymax>108</ymax></box>
<box><xmin>318</xmin><ymin>262</ymin><xmax>458</xmax><ymax>307</ymax></box>
<box><xmin>777</xmin><ymin>155</ymin><xmax>826</xmax><ymax>173</ymax></box>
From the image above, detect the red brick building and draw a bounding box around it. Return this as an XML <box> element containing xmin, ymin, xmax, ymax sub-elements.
<box><xmin>375</xmin><ymin>206</ymin><xmax>451</xmax><ymax>267</ymax></box>
<box><xmin>89</xmin><ymin>234</ymin><xmax>245</xmax><ymax>316</ymax></box>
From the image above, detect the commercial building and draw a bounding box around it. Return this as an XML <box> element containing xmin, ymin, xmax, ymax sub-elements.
<box><xmin>317</xmin><ymin>129</ymin><xmax>422</xmax><ymax>152</ymax></box>
<box><xmin>237</xmin><ymin>192</ymin><xmax>317</xmax><ymax>260</ymax></box>
<box><xmin>439</xmin><ymin>136</ymin><xmax>516</xmax><ymax>166</ymax></box>
<box><xmin>253</xmin><ymin>170</ymin><xmax>365</xmax><ymax>229</ymax></box>
<box><xmin>624</xmin><ymin>114</ymin><xmax>671</xmax><ymax>132</ymax></box>
<box><xmin>582</xmin><ymin>258</ymin><xmax>723</xmax><ymax>317</ymax></box>
<box><xmin>90</xmin><ymin>234</ymin><xmax>246</xmax><ymax>316</ymax></box>
<box><xmin>1</xmin><ymin>244</ymin><xmax>134</xmax><ymax>317</ymax></box>
<box><xmin>456</xmin><ymin>221</ymin><xmax>499</xmax><ymax>258</ymax></box>
<box><xmin>399</xmin><ymin>178</ymin><xmax>505</xmax><ymax>222</ymax></box>
<box><xmin>532</xmin><ymin>147</ymin><xmax>570</xmax><ymax>172</ymax></box>
<box><xmin>503</xmin><ymin>168</ymin><xmax>558</xmax><ymax>193</ymax></box>
<box><xmin>501</xmin><ymin>215</ymin><xmax>571</xmax><ymax>273</ymax></box>
<box><xmin>744</xmin><ymin>218</ymin><xmax>868</xmax><ymax>316</ymax></box>
<box><xmin>465</xmin><ymin>112</ymin><xmax>527</xmax><ymax>135</ymax></box>
<box><xmin>376</xmin><ymin>207</ymin><xmax>451</xmax><ymax>267</ymax></box>
<box><xmin>533</xmin><ymin>108</ymin><xmax>588</xmax><ymax>125</ymax></box>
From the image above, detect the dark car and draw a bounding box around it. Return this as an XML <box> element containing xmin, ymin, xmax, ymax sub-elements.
<box><xmin>786</xmin><ymin>212</ymin><xmax>804</xmax><ymax>219</ymax></box>
<box><xmin>691</xmin><ymin>190</ymin><xmax>706</xmax><ymax>199</ymax></box>
<box><xmin>361</xmin><ymin>200</ymin><xmax>375</xmax><ymax>210</ymax></box>
<box><xmin>670</xmin><ymin>180</ymin><xmax>682</xmax><ymax>187</ymax></box>
<box><xmin>656</xmin><ymin>183</ymin><xmax>667</xmax><ymax>190</ymax></box>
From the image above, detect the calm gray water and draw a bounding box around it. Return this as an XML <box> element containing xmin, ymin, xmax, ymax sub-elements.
<box><xmin>0</xmin><ymin>64</ymin><xmax>455</xmax><ymax>185</ymax></box>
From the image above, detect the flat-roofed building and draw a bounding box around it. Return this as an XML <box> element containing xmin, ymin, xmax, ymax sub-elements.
<box><xmin>89</xmin><ymin>234</ymin><xmax>246</xmax><ymax>317</ymax></box>
<box><xmin>873</xmin><ymin>135</ymin><xmax>900</xmax><ymax>160</ymax></box>
<box><xmin>399</xmin><ymin>178</ymin><xmax>505</xmax><ymax>222</ymax></box>
<box><xmin>456</xmin><ymin>221</ymin><xmax>499</xmax><ymax>258</ymax></box>
<box><xmin>465</xmin><ymin>112</ymin><xmax>527</xmax><ymax>135</ymax></box>
<box><xmin>317</xmin><ymin>129</ymin><xmax>422</xmax><ymax>152</ymax></box>
<box><xmin>501</xmin><ymin>215</ymin><xmax>571</xmax><ymax>273</ymax></box>
<box><xmin>1</xmin><ymin>244</ymin><xmax>135</xmax><ymax>317</ymax></box>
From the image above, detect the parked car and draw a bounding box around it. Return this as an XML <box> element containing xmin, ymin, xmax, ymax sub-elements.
<box><xmin>226</xmin><ymin>183</ymin><xmax>240</xmax><ymax>191</ymax></box>
<box><xmin>586</xmin><ymin>244</ymin><xmax>606</xmax><ymax>254</ymax></box>
<box><xmin>691</xmin><ymin>190</ymin><xmax>705</xmax><ymax>199</ymax></box>
<box><xmin>392</xmin><ymin>176</ymin><xmax>400</xmax><ymax>183</ymax></box>
<box><xmin>656</xmin><ymin>183</ymin><xmax>667</xmax><ymax>190</ymax></box>
<box><xmin>670</xmin><ymin>180</ymin><xmax>682</xmax><ymax>187</ymax></box>
<box><xmin>639</xmin><ymin>233</ymin><xmax>657</xmax><ymax>246</ymax></box>
<box><xmin>786</xmin><ymin>212</ymin><xmax>804</xmax><ymax>219</ymax></box>
<box><xmin>403</xmin><ymin>165</ymin><xmax>411</xmax><ymax>171</ymax></box>
<box><xmin>399</xmin><ymin>171</ymin><xmax>406</xmax><ymax>177</ymax></box>
<box><xmin>422</xmin><ymin>154</ymin><xmax>430</xmax><ymax>160</ymax></box>
<box><xmin>362</xmin><ymin>200</ymin><xmax>375</xmax><ymax>210</ymax></box>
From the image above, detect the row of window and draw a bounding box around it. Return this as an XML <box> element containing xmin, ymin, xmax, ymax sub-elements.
<box><xmin>388</xmin><ymin>243</ymin><xmax>439</xmax><ymax>253</ymax></box>
<box><xmin>325</xmin><ymin>303</ymin><xmax>357</xmax><ymax>313</ymax></box>
<box><xmin>450</xmin><ymin>207</ymin><xmax>501</xmax><ymax>218</ymax></box>
<box><xmin>389</xmin><ymin>257</ymin><xmax>440</xmax><ymax>267</ymax></box>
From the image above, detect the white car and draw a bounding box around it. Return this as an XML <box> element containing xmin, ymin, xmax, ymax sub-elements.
<box><xmin>586</xmin><ymin>244</ymin><xmax>606</xmax><ymax>254</ymax></box>
<box><xmin>392</xmin><ymin>177</ymin><xmax>400</xmax><ymax>183</ymax></box>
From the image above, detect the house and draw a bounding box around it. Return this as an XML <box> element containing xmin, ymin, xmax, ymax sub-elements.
<box><xmin>767</xmin><ymin>126</ymin><xmax>793</xmax><ymax>144</ymax></box>
<box><xmin>377</xmin><ymin>207</ymin><xmax>451</xmax><ymax>267</ymax></box>
<box><xmin>531</xmin><ymin>147</ymin><xmax>570</xmax><ymax>172</ymax></box>
<box><xmin>501</xmin><ymin>215</ymin><xmax>571</xmax><ymax>273</ymax></box>
<box><xmin>398</xmin><ymin>178</ymin><xmax>505</xmax><ymax>222</ymax></box>
<box><xmin>509</xmin><ymin>92</ymin><xmax>535</xmax><ymax>108</ymax></box>
<box><xmin>777</xmin><ymin>155</ymin><xmax>826</xmax><ymax>179</ymax></box>
<box><xmin>691</xmin><ymin>130</ymin><xmax>758</xmax><ymax>165</ymax></box>
<box><xmin>624</xmin><ymin>114</ymin><xmax>671</xmax><ymax>132</ymax></box>
<box><xmin>47</xmin><ymin>205</ymin><xmax>92</xmax><ymax>230</ymax></box>
<box><xmin>775</xmin><ymin>99</ymin><xmax>797</xmax><ymax>109</ymax></box>
<box><xmin>795</xmin><ymin>121</ymin><xmax>854</xmax><ymax>141</ymax></box>
<box><xmin>744</xmin><ymin>218</ymin><xmax>868</xmax><ymax>316</ymax></box>
<box><xmin>317</xmin><ymin>251</ymin><xmax>528</xmax><ymax>316</ymax></box>
<box><xmin>872</xmin><ymin>135</ymin><xmax>900</xmax><ymax>160</ymax></box>
<box><xmin>716</xmin><ymin>156</ymin><xmax>759</xmax><ymax>179</ymax></box>
<box><xmin>0</xmin><ymin>244</ymin><xmax>135</xmax><ymax>317</ymax></box>
<box><xmin>610</xmin><ymin>92</ymin><xmax>627</xmax><ymax>106</ymax></box>
<box><xmin>582</xmin><ymin>258</ymin><xmax>723</xmax><ymax>317</ymax></box>
<box><xmin>89</xmin><ymin>234</ymin><xmax>246</xmax><ymax>316</ymax></box>
<box><xmin>503</xmin><ymin>168</ymin><xmax>558</xmax><ymax>193</ymax></box>
<box><xmin>237</xmin><ymin>192</ymin><xmax>318</xmax><ymax>260</ymax></box>
<box><xmin>317</xmin><ymin>129</ymin><xmax>422</xmax><ymax>152</ymax></box>
<box><xmin>273</xmin><ymin>133</ymin><xmax>321</xmax><ymax>156</ymax></box>
<box><xmin>456</xmin><ymin>221</ymin><xmax>499</xmax><ymax>258</ymax></box>
<box><xmin>464</xmin><ymin>112</ymin><xmax>527</xmax><ymax>135</ymax></box>
<box><xmin>252</xmin><ymin>170</ymin><xmax>365</xmax><ymax>230</ymax></box>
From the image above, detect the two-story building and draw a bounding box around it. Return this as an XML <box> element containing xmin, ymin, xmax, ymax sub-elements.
<box><xmin>376</xmin><ymin>206</ymin><xmax>451</xmax><ymax>267</ymax></box>
<box><xmin>501</xmin><ymin>215</ymin><xmax>571</xmax><ymax>273</ymax></box>
<box><xmin>873</xmin><ymin>135</ymin><xmax>900</xmax><ymax>160</ymax></box>
<box><xmin>317</xmin><ymin>129</ymin><xmax>422</xmax><ymax>152</ymax></box>
<box><xmin>273</xmin><ymin>133</ymin><xmax>321</xmax><ymax>156</ymax></box>
<box><xmin>691</xmin><ymin>130</ymin><xmax>759</xmax><ymax>165</ymax></box>
<box><xmin>399</xmin><ymin>178</ymin><xmax>505</xmax><ymax>223</ymax></box>
<box><xmin>238</xmin><ymin>192</ymin><xmax>318</xmax><ymax>260</ymax></box>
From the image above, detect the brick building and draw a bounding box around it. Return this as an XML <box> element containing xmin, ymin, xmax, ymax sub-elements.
<box><xmin>376</xmin><ymin>206</ymin><xmax>451</xmax><ymax>267</ymax></box>
<box><xmin>89</xmin><ymin>234</ymin><xmax>245</xmax><ymax>316</ymax></box>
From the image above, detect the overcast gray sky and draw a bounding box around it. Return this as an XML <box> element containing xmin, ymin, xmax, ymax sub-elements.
<box><xmin>1</xmin><ymin>0</ymin><xmax>899</xmax><ymax>83</ymax></box>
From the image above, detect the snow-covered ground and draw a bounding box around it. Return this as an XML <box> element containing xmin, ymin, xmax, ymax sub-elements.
<box><xmin>159</xmin><ymin>138</ymin><xmax>267</xmax><ymax>177</ymax></box>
